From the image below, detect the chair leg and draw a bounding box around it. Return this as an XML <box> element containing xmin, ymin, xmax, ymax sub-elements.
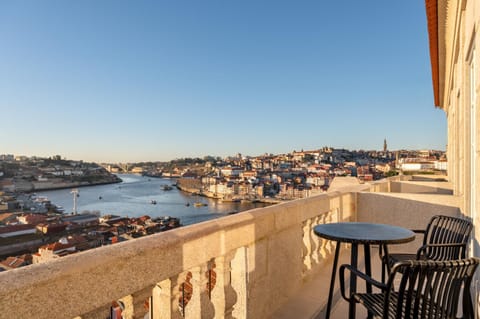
<box><xmin>463</xmin><ymin>287</ymin><xmax>474</xmax><ymax>319</ymax></box>
<box><xmin>325</xmin><ymin>241</ymin><xmax>341</xmax><ymax>319</ymax></box>
<box><xmin>381</xmin><ymin>265</ymin><xmax>385</xmax><ymax>285</ymax></box>
<box><xmin>364</xmin><ymin>245</ymin><xmax>373</xmax><ymax>319</ymax></box>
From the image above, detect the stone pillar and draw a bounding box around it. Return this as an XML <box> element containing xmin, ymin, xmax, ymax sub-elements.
<box><xmin>311</xmin><ymin>216</ymin><xmax>321</xmax><ymax>265</ymax></box>
<box><xmin>230</xmin><ymin>247</ymin><xmax>247</xmax><ymax>319</ymax></box>
<box><xmin>118</xmin><ymin>295</ymin><xmax>134</xmax><ymax>319</ymax></box>
<box><xmin>302</xmin><ymin>216</ymin><xmax>322</xmax><ymax>274</ymax></box>
<box><xmin>321</xmin><ymin>212</ymin><xmax>335</xmax><ymax>257</ymax></box>
<box><xmin>183</xmin><ymin>267</ymin><xmax>201</xmax><ymax>319</ymax></box>
<box><xmin>199</xmin><ymin>260</ymin><xmax>216</xmax><ymax>319</ymax></box>
<box><xmin>117</xmin><ymin>286</ymin><xmax>153</xmax><ymax>319</ymax></box>
<box><xmin>151</xmin><ymin>279</ymin><xmax>172</xmax><ymax>319</ymax></box>
<box><xmin>208</xmin><ymin>255</ymin><xmax>238</xmax><ymax>319</ymax></box>
<box><xmin>302</xmin><ymin>218</ymin><xmax>313</xmax><ymax>272</ymax></box>
<box><xmin>174</xmin><ymin>272</ymin><xmax>192</xmax><ymax>319</ymax></box>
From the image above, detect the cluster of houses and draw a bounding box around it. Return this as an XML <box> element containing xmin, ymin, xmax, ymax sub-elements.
<box><xmin>0</xmin><ymin>194</ymin><xmax>181</xmax><ymax>272</ymax></box>
<box><xmin>170</xmin><ymin>149</ymin><xmax>447</xmax><ymax>201</ymax></box>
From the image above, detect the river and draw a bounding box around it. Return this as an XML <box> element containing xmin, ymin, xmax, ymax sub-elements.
<box><xmin>36</xmin><ymin>174</ymin><xmax>271</xmax><ymax>225</ymax></box>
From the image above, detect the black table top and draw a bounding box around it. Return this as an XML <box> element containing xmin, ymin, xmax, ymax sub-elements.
<box><xmin>314</xmin><ymin>222</ymin><xmax>415</xmax><ymax>244</ymax></box>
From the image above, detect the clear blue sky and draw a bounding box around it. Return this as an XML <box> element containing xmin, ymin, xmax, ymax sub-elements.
<box><xmin>0</xmin><ymin>1</ymin><xmax>445</xmax><ymax>163</ymax></box>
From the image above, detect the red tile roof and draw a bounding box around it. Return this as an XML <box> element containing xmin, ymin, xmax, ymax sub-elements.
<box><xmin>43</xmin><ymin>242</ymin><xmax>74</xmax><ymax>252</ymax></box>
<box><xmin>0</xmin><ymin>255</ymin><xmax>31</xmax><ymax>269</ymax></box>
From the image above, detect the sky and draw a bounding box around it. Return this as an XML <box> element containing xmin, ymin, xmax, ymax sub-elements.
<box><xmin>0</xmin><ymin>1</ymin><xmax>446</xmax><ymax>163</ymax></box>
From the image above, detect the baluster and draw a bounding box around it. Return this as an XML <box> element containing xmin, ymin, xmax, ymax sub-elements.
<box><xmin>174</xmin><ymin>272</ymin><xmax>193</xmax><ymax>319</ymax></box>
<box><xmin>311</xmin><ymin>216</ymin><xmax>321</xmax><ymax>264</ymax></box>
<box><xmin>199</xmin><ymin>261</ymin><xmax>215</xmax><ymax>319</ymax></box>
<box><xmin>229</xmin><ymin>247</ymin><xmax>247</xmax><ymax>318</ymax></box>
<box><xmin>151</xmin><ymin>279</ymin><xmax>173</xmax><ymax>319</ymax></box>
<box><xmin>320</xmin><ymin>213</ymin><xmax>333</xmax><ymax>259</ymax></box>
<box><xmin>331</xmin><ymin>207</ymin><xmax>340</xmax><ymax>223</ymax></box>
<box><xmin>183</xmin><ymin>267</ymin><xmax>201</xmax><ymax>319</ymax></box>
<box><xmin>302</xmin><ymin>218</ymin><xmax>313</xmax><ymax>272</ymax></box>
<box><xmin>205</xmin><ymin>256</ymin><xmax>233</xmax><ymax>319</ymax></box>
<box><xmin>117</xmin><ymin>291</ymin><xmax>151</xmax><ymax>319</ymax></box>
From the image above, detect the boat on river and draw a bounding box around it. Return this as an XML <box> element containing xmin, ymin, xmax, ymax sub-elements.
<box><xmin>193</xmin><ymin>202</ymin><xmax>207</xmax><ymax>207</ymax></box>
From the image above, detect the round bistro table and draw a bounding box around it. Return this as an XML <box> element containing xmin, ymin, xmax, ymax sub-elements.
<box><xmin>314</xmin><ymin>222</ymin><xmax>415</xmax><ymax>319</ymax></box>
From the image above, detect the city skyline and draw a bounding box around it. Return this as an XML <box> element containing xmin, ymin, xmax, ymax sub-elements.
<box><xmin>3</xmin><ymin>146</ymin><xmax>444</xmax><ymax>165</ymax></box>
<box><xmin>1</xmin><ymin>1</ymin><xmax>446</xmax><ymax>162</ymax></box>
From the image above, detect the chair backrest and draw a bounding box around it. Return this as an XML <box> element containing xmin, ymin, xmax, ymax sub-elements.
<box><xmin>384</xmin><ymin>257</ymin><xmax>480</xmax><ymax>319</ymax></box>
<box><xmin>422</xmin><ymin>215</ymin><xmax>473</xmax><ymax>260</ymax></box>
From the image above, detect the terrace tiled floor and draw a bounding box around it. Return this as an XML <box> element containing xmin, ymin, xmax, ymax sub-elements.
<box><xmin>273</xmin><ymin>244</ymin><xmax>381</xmax><ymax>319</ymax></box>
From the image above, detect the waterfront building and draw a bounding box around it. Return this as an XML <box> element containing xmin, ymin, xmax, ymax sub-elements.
<box><xmin>131</xmin><ymin>167</ymin><xmax>144</xmax><ymax>174</ymax></box>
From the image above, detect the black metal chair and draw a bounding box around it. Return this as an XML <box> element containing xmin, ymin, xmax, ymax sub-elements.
<box><xmin>340</xmin><ymin>257</ymin><xmax>480</xmax><ymax>319</ymax></box>
<box><xmin>382</xmin><ymin>215</ymin><xmax>473</xmax><ymax>278</ymax></box>
<box><xmin>380</xmin><ymin>215</ymin><xmax>473</xmax><ymax>317</ymax></box>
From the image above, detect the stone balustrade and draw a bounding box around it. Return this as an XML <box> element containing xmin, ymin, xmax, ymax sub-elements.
<box><xmin>0</xmin><ymin>176</ymin><xmax>458</xmax><ymax>319</ymax></box>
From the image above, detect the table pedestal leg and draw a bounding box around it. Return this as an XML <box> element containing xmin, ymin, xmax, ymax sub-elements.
<box><xmin>325</xmin><ymin>241</ymin><xmax>340</xmax><ymax>319</ymax></box>
<box><xmin>364</xmin><ymin>244</ymin><xmax>373</xmax><ymax>319</ymax></box>
<box><xmin>348</xmin><ymin>243</ymin><xmax>358</xmax><ymax>319</ymax></box>
<box><xmin>383</xmin><ymin>244</ymin><xmax>390</xmax><ymax>277</ymax></box>
<box><xmin>363</xmin><ymin>245</ymin><xmax>372</xmax><ymax>290</ymax></box>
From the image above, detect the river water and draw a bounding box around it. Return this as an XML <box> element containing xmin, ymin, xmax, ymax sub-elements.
<box><xmin>36</xmin><ymin>174</ymin><xmax>271</xmax><ymax>225</ymax></box>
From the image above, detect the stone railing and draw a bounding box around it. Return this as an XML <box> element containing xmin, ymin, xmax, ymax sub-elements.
<box><xmin>0</xmin><ymin>176</ymin><xmax>460</xmax><ymax>319</ymax></box>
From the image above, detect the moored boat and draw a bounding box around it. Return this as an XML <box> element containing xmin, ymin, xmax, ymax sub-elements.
<box><xmin>193</xmin><ymin>202</ymin><xmax>207</xmax><ymax>207</ymax></box>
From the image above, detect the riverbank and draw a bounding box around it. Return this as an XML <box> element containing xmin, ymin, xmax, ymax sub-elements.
<box><xmin>176</xmin><ymin>178</ymin><xmax>282</xmax><ymax>204</ymax></box>
<box><xmin>13</xmin><ymin>176</ymin><xmax>122</xmax><ymax>193</ymax></box>
<box><xmin>35</xmin><ymin>174</ymin><xmax>273</xmax><ymax>225</ymax></box>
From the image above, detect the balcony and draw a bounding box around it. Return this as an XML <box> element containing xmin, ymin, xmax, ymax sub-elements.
<box><xmin>0</xmin><ymin>175</ymin><xmax>466</xmax><ymax>319</ymax></box>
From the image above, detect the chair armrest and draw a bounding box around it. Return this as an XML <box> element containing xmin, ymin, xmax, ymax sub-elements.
<box><xmin>416</xmin><ymin>242</ymin><xmax>467</xmax><ymax>259</ymax></box>
<box><xmin>339</xmin><ymin>264</ymin><xmax>387</xmax><ymax>301</ymax></box>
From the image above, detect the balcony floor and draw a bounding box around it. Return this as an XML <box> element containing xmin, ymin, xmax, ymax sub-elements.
<box><xmin>272</xmin><ymin>245</ymin><xmax>381</xmax><ymax>319</ymax></box>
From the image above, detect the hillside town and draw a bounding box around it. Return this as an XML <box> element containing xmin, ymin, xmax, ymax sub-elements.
<box><xmin>0</xmin><ymin>154</ymin><xmax>121</xmax><ymax>192</ymax></box>
<box><xmin>106</xmin><ymin>146</ymin><xmax>447</xmax><ymax>201</ymax></box>
<box><xmin>0</xmin><ymin>145</ymin><xmax>446</xmax><ymax>272</ymax></box>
